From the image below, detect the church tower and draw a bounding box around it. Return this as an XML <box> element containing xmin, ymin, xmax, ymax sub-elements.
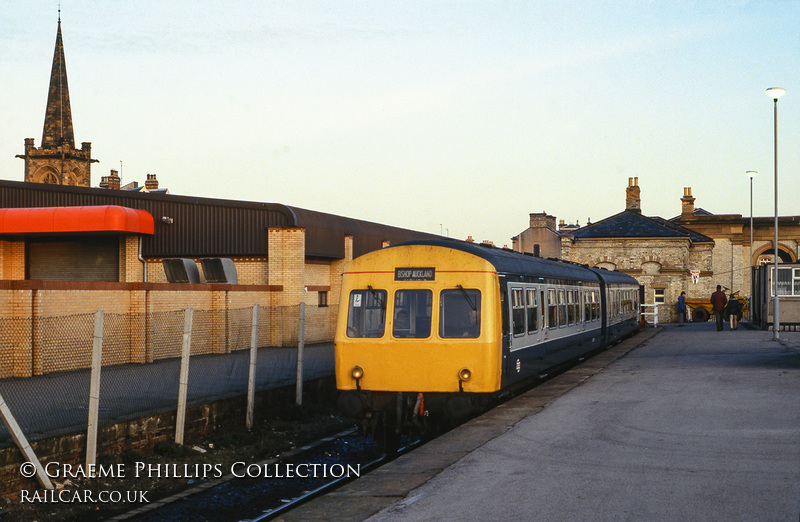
<box><xmin>16</xmin><ymin>13</ymin><xmax>97</xmax><ymax>186</ymax></box>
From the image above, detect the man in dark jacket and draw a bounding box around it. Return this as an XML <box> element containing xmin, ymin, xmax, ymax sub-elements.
<box><xmin>710</xmin><ymin>285</ymin><xmax>727</xmax><ymax>331</ymax></box>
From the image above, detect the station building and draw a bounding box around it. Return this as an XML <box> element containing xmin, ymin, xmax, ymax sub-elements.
<box><xmin>556</xmin><ymin>178</ymin><xmax>800</xmax><ymax>324</ymax></box>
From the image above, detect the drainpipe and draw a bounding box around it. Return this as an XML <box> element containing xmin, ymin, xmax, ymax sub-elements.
<box><xmin>138</xmin><ymin>236</ymin><xmax>147</xmax><ymax>282</ymax></box>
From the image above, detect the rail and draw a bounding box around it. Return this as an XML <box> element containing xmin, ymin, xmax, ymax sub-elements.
<box><xmin>640</xmin><ymin>303</ymin><xmax>659</xmax><ymax>327</ymax></box>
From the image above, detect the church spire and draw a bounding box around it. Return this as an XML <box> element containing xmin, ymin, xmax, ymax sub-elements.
<box><xmin>41</xmin><ymin>12</ymin><xmax>75</xmax><ymax>149</ymax></box>
<box><xmin>17</xmin><ymin>12</ymin><xmax>96</xmax><ymax>187</ymax></box>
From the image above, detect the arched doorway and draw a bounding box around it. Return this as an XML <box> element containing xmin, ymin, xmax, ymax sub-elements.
<box><xmin>753</xmin><ymin>246</ymin><xmax>795</xmax><ymax>266</ymax></box>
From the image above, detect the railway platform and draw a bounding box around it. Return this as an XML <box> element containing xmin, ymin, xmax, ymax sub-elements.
<box><xmin>277</xmin><ymin>323</ymin><xmax>800</xmax><ymax>521</ymax></box>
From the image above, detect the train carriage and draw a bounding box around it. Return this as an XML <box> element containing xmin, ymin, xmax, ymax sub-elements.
<box><xmin>335</xmin><ymin>239</ymin><xmax>639</xmax><ymax>430</ymax></box>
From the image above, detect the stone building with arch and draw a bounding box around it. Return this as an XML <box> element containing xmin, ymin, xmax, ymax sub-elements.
<box><xmin>560</xmin><ymin>178</ymin><xmax>714</xmax><ymax>324</ymax></box>
<box><xmin>558</xmin><ymin>178</ymin><xmax>800</xmax><ymax>324</ymax></box>
<box><xmin>671</xmin><ymin>186</ymin><xmax>800</xmax><ymax>283</ymax></box>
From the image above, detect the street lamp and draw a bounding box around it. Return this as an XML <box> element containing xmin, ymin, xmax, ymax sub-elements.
<box><xmin>747</xmin><ymin>170</ymin><xmax>757</xmax><ymax>319</ymax></box>
<box><xmin>765</xmin><ymin>87</ymin><xmax>785</xmax><ymax>340</ymax></box>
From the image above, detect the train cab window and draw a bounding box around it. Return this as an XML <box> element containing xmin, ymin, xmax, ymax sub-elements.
<box><xmin>548</xmin><ymin>289</ymin><xmax>558</xmax><ymax>328</ymax></box>
<box><xmin>393</xmin><ymin>290</ymin><xmax>432</xmax><ymax>338</ymax></box>
<box><xmin>440</xmin><ymin>288</ymin><xmax>481</xmax><ymax>338</ymax></box>
<box><xmin>526</xmin><ymin>289</ymin><xmax>538</xmax><ymax>333</ymax></box>
<box><xmin>510</xmin><ymin>288</ymin><xmax>525</xmax><ymax>336</ymax></box>
<box><xmin>346</xmin><ymin>288</ymin><xmax>387</xmax><ymax>338</ymax></box>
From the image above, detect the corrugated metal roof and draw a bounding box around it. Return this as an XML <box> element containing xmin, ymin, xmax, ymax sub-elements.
<box><xmin>0</xmin><ymin>180</ymin><xmax>438</xmax><ymax>258</ymax></box>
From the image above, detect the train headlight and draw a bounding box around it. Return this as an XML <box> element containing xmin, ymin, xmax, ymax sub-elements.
<box><xmin>458</xmin><ymin>368</ymin><xmax>472</xmax><ymax>382</ymax></box>
<box><xmin>351</xmin><ymin>366</ymin><xmax>364</xmax><ymax>380</ymax></box>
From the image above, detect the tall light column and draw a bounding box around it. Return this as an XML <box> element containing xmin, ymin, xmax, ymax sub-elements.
<box><xmin>766</xmin><ymin>87</ymin><xmax>785</xmax><ymax>340</ymax></box>
<box><xmin>747</xmin><ymin>170</ymin><xmax>757</xmax><ymax>319</ymax></box>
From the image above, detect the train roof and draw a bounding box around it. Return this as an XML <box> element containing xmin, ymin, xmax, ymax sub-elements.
<box><xmin>389</xmin><ymin>239</ymin><xmax>637</xmax><ymax>285</ymax></box>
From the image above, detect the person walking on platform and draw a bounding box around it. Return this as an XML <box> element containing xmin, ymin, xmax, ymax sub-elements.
<box><xmin>676</xmin><ymin>291</ymin><xmax>687</xmax><ymax>326</ymax></box>
<box><xmin>710</xmin><ymin>285</ymin><xmax>727</xmax><ymax>331</ymax></box>
<box><xmin>726</xmin><ymin>294</ymin><xmax>741</xmax><ymax>330</ymax></box>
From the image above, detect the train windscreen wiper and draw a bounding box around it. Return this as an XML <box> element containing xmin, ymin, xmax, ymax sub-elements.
<box><xmin>457</xmin><ymin>285</ymin><xmax>477</xmax><ymax>311</ymax></box>
<box><xmin>367</xmin><ymin>285</ymin><xmax>385</xmax><ymax>310</ymax></box>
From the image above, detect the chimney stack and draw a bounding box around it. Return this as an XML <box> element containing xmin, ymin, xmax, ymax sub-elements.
<box><xmin>100</xmin><ymin>169</ymin><xmax>121</xmax><ymax>190</ymax></box>
<box><xmin>529</xmin><ymin>212</ymin><xmax>556</xmax><ymax>232</ymax></box>
<box><xmin>145</xmin><ymin>173</ymin><xmax>159</xmax><ymax>191</ymax></box>
<box><xmin>681</xmin><ymin>187</ymin><xmax>696</xmax><ymax>219</ymax></box>
<box><xmin>625</xmin><ymin>177</ymin><xmax>641</xmax><ymax>213</ymax></box>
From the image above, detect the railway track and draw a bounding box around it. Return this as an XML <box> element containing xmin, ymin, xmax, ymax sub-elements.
<box><xmin>120</xmin><ymin>428</ymin><xmax>407</xmax><ymax>521</ymax></box>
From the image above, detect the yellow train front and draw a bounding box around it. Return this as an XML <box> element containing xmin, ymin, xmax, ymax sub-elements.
<box><xmin>335</xmin><ymin>239</ymin><xmax>639</xmax><ymax>435</ymax></box>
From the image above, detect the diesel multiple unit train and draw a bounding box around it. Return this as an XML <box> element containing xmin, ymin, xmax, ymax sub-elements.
<box><xmin>335</xmin><ymin>239</ymin><xmax>640</xmax><ymax>434</ymax></box>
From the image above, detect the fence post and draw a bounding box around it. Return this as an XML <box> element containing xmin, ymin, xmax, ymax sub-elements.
<box><xmin>296</xmin><ymin>302</ymin><xmax>305</xmax><ymax>405</ymax></box>
<box><xmin>246</xmin><ymin>304</ymin><xmax>259</xmax><ymax>429</ymax></box>
<box><xmin>0</xmin><ymin>391</ymin><xmax>53</xmax><ymax>489</ymax></box>
<box><xmin>86</xmin><ymin>309</ymin><xmax>104</xmax><ymax>470</ymax></box>
<box><xmin>175</xmin><ymin>306</ymin><xmax>193</xmax><ymax>445</ymax></box>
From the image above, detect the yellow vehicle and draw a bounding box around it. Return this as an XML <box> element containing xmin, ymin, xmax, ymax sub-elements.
<box><xmin>335</xmin><ymin>239</ymin><xmax>640</xmax><ymax>439</ymax></box>
<box><xmin>686</xmin><ymin>291</ymin><xmax>748</xmax><ymax>322</ymax></box>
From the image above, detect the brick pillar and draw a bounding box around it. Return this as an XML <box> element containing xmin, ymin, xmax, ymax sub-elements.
<box><xmin>268</xmin><ymin>228</ymin><xmax>306</xmax><ymax>346</ymax></box>
<box><xmin>119</xmin><ymin>236</ymin><xmax>144</xmax><ymax>283</ymax></box>
<box><xmin>129</xmin><ymin>287</ymin><xmax>147</xmax><ymax>364</ymax></box>
<box><xmin>330</xmin><ymin>235</ymin><xmax>353</xmax><ymax>307</ymax></box>
<box><xmin>210</xmin><ymin>289</ymin><xmax>227</xmax><ymax>353</ymax></box>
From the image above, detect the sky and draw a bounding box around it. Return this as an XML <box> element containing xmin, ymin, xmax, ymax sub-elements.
<box><xmin>1</xmin><ymin>1</ymin><xmax>799</xmax><ymax>247</ymax></box>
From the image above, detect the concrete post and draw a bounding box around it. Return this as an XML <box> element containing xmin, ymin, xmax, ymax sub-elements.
<box><xmin>175</xmin><ymin>306</ymin><xmax>193</xmax><ymax>445</ymax></box>
<box><xmin>86</xmin><ymin>309</ymin><xmax>104</xmax><ymax>469</ymax></box>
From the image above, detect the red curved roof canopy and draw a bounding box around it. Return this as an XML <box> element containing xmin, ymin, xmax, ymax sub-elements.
<box><xmin>0</xmin><ymin>206</ymin><xmax>154</xmax><ymax>235</ymax></box>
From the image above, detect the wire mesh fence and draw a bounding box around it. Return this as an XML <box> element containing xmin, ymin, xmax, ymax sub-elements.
<box><xmin>0</xmin><ymin>304</ymin><xmax>338</xmax><ymax>447</ymax></box>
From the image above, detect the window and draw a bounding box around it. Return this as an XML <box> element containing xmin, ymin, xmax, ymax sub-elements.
<box><xmin>770</xmin><ymin>267</ymin><xmax>800</xmax><ymax>296</ymax></box>
<box><xmin>567</xmin><ymin>289</ymin><xmax>578</xmax><ymax>325</ymax></box>
<box><xmin>440</xmin><ymin>288</ymin><xmax>481</xmax><ymax>338</ymax></box>
<box><xmin>346</xmin><ymin>288</ymin><xmax>387</xmax><ymax>338</ymax></box>
<box><xmin>548</xmin><ymin>289</ymin><xmax>558</xmax><ymax>328</ymax></box>
<box><xmin>654</xmin><ymin>288</ymin><xmax>665</xmax><ymax>304</ymax></box>
<box><xmin>557</xmin><ymin>289</ymin><xmax>567</xmax><ymax>327</ymax></box>
<box><xmin>510</xmin><ymin>288</ymin><xmax>525</xmax><ymax>336</ymax></box>
<box><xmin>393</xmin><ymin>289</ymin><xmax>432</xmax><ymax>338</ymax></box>
<box><xmin>526</xmin><ymin>289</ymin><xmax>538</xmax><ymax>333</ymax></box>
<box><xmin>318</xmin><ymin>291</ymin><xmax>328</xmax><ymax>307</ymax></box>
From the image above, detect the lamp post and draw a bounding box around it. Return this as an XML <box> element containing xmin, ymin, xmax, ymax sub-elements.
<box><xmin>766</xmin><ymin>87</ymin><xmax>785</xmax><ymax>340</ymax></box>
<box><xmin>747</xmin><ymin>170</ymin><xmax>757</xmax><ymax>320</ymax></box>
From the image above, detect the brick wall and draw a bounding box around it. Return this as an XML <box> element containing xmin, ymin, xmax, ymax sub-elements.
<box><xmin>0</xmin><ymin>281</ymin><xmax>317</xmax><ymax>378</ymax></box>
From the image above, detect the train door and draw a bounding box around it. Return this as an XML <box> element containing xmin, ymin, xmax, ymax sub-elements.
<box><xmin>526</xmin><ymin>287</ymin><xmax>543</xmax><ymax>345</ymax></box>
<box><xmin>540</xmin><ymin>289</ymin><xmax>548</xmax><ymax>340</ymax></box>
<box><xmin>509</xmin><ymin>286</ymin><xmax>527</xmax><ymax>351</ymax></box>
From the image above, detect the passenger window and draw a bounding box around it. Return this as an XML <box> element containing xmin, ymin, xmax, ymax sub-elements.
<box><xmin>592</xmin><ymin>291</ymin><xmax>600</xmax><ymax>321</ymax></box>
<box><xmin>567</xmin><ymin>289</ymin><xmax>577</xmax><ymax>325</ymax></box>
<box><xmin>526</xmin><ymin>289</ymin><xmax>538</xmax><ymax>333</ymax></box>
<box><xmin>346</xmin><ymin>288</ymin><xmax>387</xmax><ymax>338</ymax></box>
<box><xmin>548</xmin><ymin>289</ymin><xmax>558</xmax><ymax>328</ymax></box>
<box><xmin>510</xmin><ymin>288</ymin><xmax>525</xmax><ymax>336</ymax></box>
<box><xmin>393</xmin><ymin>289</ymin><xmax>432</xmax><ymax>338</ymax></box>
<box><xmin>440</xmin><ymin>288</ymin><xmax>481</xmax><ymax>338</ymax></box>
<box><xmin>583</xmin><ymin>291</ymin><xmax>591</xmax><ymax>321</ymax></box>
<box><xmin>558</xmin><ymin>289</ymin><xmax>566</xmax><ymax>327</ymax></box>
